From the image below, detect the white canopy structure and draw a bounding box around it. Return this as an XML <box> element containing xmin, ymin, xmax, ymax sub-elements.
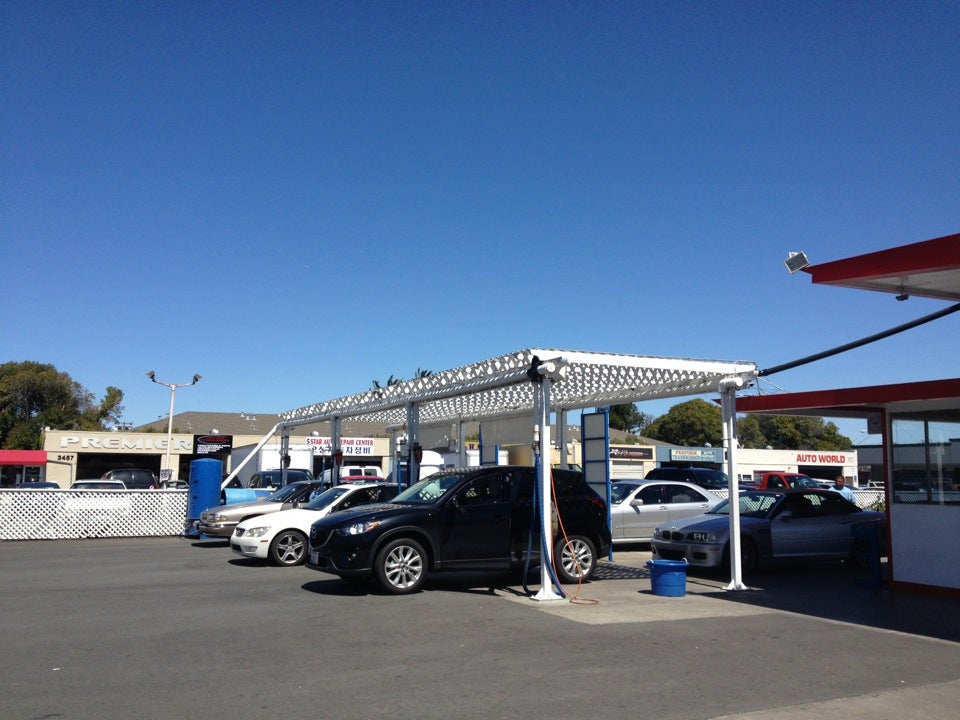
<box><xmin>279</xmin><ymin>348</ymin><xmax>757</xmax><ymax>427</ymax></box>
<box><xmin>239</xmin><ymin>349</ymin><xmax>759</xmax><ymax>598</ymax></box>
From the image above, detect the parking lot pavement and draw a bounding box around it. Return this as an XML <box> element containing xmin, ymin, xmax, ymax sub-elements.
<box><xmin>1</xmin><ymin>538</ymin><xmax>958</xmax><ymax>720</ymax></box>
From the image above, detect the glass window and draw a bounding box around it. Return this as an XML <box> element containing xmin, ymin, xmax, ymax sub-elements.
<box><xmin>664</xmin><ymin>485</ymin><xmax>704</xmax><ymax>504</ymax></box>
<box><xmin>459</xmin><ymin>472</ymin><xmax>509</xmax><ymax>506</ymax></box>
<box><xmin>637</xmin><ymin>485</ymin><xmax>663</xmax><ymax>504</ymax></box>
<box><xmin>892</xmin><ymin>418</ymin><xmax>960</xmax><ymax>505</ymax></box>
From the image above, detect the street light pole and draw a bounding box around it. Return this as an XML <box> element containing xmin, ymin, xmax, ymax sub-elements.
<box><xmin>147</xmin><ymin>371</ymin><xmax>201</xmax><ymax>482</ymax></box>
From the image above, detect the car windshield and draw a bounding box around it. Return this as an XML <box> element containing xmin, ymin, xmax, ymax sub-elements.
<box><xmin>393</xmin><ymin>472</ymin><xmax>467</xmax><ymax>505</ymax></box>
<box><xmin>266</xmin><ymin>483</ymin><xmax>305</xmax><ymax>502</ymax></box>
<box><xmin>708</xmin><ymin>491</ymin><xmax>781</xmax><ymax>518</ymax></box>
<box><xmin>303</xmin><ymin>486</ymin><xmax>351</xmax><ymax>510</ymax></box>
<box><xmin>610</xmin><ymin>483</ymin><xmax>640</xmax><ymax>504</ymax></box>
<box><xmin>789</xmin><ymin>475</ymin><xmax>821</xmax><ymax>488</ymax></box>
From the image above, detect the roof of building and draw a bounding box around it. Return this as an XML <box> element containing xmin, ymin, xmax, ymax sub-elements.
<box><xmin>133</xmin><ymin>411</ymin><xmax>389</xmax><ymax>438</ymax></box>
<box><xmin>803</xmin><ymin>231</ymin><xmax>960</xmax><ymax>302</ymax></box>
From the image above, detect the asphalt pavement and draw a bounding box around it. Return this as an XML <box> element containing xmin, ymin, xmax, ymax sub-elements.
<box><xmin>1</xmin><ymin>538</ymin><xmax>957</xmax><ymax>720</ymax></box>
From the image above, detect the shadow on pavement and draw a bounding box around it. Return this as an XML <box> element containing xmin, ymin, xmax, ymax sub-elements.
<box><xmin>697</xmin><ymin>560</ymin><xmax>960</xmax><ymax>643</ymax></box>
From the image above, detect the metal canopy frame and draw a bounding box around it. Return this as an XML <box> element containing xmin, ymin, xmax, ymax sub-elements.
<box><xmin>274</xmin><ymin>348</ymin><xmax>757</xmax><ymax>599</ymax></box>
<box><xmin>279</xmin><ymin>348</ymin><xmax>758</xmax><ymax>428</ymax></box>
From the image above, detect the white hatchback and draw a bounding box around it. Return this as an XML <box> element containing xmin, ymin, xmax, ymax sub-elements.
<box><xmin>231</xmin><ymin>482</ymin><xmax>399</xmax><ymax>566</ymax></box>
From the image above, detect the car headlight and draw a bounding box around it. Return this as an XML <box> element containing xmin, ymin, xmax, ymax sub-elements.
<box><xmin>335</xmin><ymin>520</ymin><xmax>382</xmax><ymax>536</ymax></box>
<box><xmin>243</xmin><ymin>526</ymin><xmax>271</xmax><ymax>538</ymax></box>
<box><xmin>204</xmin><ymin>513</ymin><xmax>227</xmax><ymax>523</ymax></box>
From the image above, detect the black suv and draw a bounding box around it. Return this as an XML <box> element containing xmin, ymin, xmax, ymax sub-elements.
<box><xmin>306</xmin><ymin>466</ymin><xmax>611</xmax><ymax>594</ymax></box>
<box><xmin>101</xmin><ymin>468</ymin><xmax>158</xmax><ymax>489</ymax></box>
<box><xmin>247</xmin><ymin>468</ymin><xmax>314</xmax><ymax>490</ymax></box>
<box><xmin>644</xmin><ymin>466</ymin><xmax>730</xmax><ymax>491</ymax></box>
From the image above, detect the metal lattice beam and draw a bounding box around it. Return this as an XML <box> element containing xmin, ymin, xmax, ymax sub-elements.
<box><xmin>279</xmin><ymin>348</ymin><xmax>758</xmax><ymax>429</ymax></box>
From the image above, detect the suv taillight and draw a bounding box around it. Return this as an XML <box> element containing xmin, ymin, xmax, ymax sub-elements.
<box><xmin>589</xmin><ymin>497</ymin><xmax>607</xmax><ymax>512</ymax></box>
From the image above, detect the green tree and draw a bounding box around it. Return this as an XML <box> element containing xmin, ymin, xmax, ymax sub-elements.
<box><xmin>737</xmin><ymin>414</ymin><xmax>852</xmax><ymax>450</ymax></box>
<box><xmin>608</xmin><ymin>403</ymin><xmax>653</xmax><ymax>435</ymax></box>
<box><xmin>642</xmin><ymin>397</ymin><xmax>853</xmax><ymax>450</ymax></box>
<box><xmin>642</xmin><ymin>398</ymin><xmax>723</xmax><ymax>447</ymax></box>
<box><xmin>0</xmin><ymin>361</ymin><xmax>124</xmax><ymax>449</ymax></box>
<box><xmin>371</xmin><ymin>374</ymin><xmax>402</xmax><ymax>390</ymax></box>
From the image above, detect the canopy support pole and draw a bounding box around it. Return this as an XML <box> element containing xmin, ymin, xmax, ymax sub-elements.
<box><xmin>720</xmin><ymin>377</ymin><xmax>749</xmax><ymax>591</ymax></box>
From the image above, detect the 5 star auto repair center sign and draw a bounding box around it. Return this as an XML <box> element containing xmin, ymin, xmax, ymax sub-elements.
<box><xmin>305</xmin><ymin>436</ymin><xmax>375</xmax><ymax>456</ymax></box>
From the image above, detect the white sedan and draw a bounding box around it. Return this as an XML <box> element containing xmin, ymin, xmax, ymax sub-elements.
<box><xmin>610</xmin><ymin>479</ymin><xmax>720</xmax><ymax>543</ymax></box>
<box><xmin>231</xmin><ymin>482</ymin><xmax>399</xmax><ymax>566</ymax></box>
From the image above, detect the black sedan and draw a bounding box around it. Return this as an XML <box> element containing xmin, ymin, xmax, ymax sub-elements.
<box><xmin>651</xmin><ymin>488</ymin><xmax>885</xmax><ymax>573</ymax></box>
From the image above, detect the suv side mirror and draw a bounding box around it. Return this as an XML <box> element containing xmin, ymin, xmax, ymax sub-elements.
<box><xmin>630</xmin><ymin>498</ymin><xmax>644</xmax><ymax>507</ymax></box>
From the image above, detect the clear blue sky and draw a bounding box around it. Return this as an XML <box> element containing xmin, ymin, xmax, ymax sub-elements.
<box><xmin>3</xmin><ymin>2</ymin><xmax>958</xmax><ymax>442</ymax></box>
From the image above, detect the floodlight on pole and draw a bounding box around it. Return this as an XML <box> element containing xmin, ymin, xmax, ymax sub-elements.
<box><xmin>784</xmin><ymin>251</ymin><xmax>810</xmax><ymax>274</ymax></box>
<box><xmin>147</xmin><ymin>371</ymin><xmax>202</xmax><ymax>482</ymax></box>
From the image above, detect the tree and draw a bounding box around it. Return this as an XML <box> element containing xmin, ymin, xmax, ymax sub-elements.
<box><xmin>642</xmin><ymin>397</ymin><xmax>854</xmax><ymax>450</ymax></box>
<box><xmin>371</xmin><ymin>369</ymin><xmax>434</xmax><ymax>390</ymax></box>
<box><xmin>608</xmin><ymin>403</ymin><xmax>653</xmax><ymax>435</ymax></box>
<box><xmin>737</xmin><ymin>414</ymin><xmax>852</xmax><ymax>450</ymax></box>
<box><xmin>0</xmin><ymin>361</ymin><xmax>124</xmax><ymax>449</ymax></box>
<box><xmin>642</xmin><ymin>399</ymin><xmax>723</xmax><ymax>447</ymax></box>
<box><xmin>371</xmin><ymin>374</ymin><xmax>402</xmax><ymax>390</ymax></box>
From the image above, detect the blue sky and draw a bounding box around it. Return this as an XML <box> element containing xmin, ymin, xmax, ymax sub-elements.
<box><xmin>2</xmin><ymin>1</ymin><xmax>958</xmax><ymax>442</ymax></box>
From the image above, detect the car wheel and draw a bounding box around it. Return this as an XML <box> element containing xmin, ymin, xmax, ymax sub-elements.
<box><xmin>722</xmin><ymin>537</ymin><xmax>759</xmax><ymax>575</ymax></box>
<box><xmin>269</xmin><ymin>530</ymin><xmax>307</xmax><ymax>566</ymax></box>
<box><xmin>740</xmin><ymin>538</ymin><xmax>759</xmax><ymax>574</ymax></box>
<box><xmin>374</xmin><ymin>538</ymin><xmax>427</xmax><ymax>594</ymax></box>
<box><xmin>553</xmin><ymin>535</ymin><xmax>597</xmax><ymax>584</ymax></box>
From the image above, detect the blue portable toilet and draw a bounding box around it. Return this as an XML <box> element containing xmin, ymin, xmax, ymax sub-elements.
<box><xmin>185</xmin><ymin>458</ymin><xmax>222</xmax><ymax>538</ymax></box>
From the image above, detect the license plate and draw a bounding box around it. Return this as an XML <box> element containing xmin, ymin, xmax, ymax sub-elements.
<box><xmin>309</xmin><ymin>551</ymin><xmax>319</xmax><ymax>565</ymax></box>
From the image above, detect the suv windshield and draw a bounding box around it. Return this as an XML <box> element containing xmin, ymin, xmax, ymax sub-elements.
<box><xmin>609</xmin><ymin>482</ymin><xmax>640</xmax><ymax>504</ymax></box>
<box><xmin>303</xmin><ymin>486</ymin><xmax>351</xmax><ymax>510</ymax></box>
<box><xmin>266</xmin><ymin>483</ymin><xmax>308</xmax><ymax>502</ymax></box>
<box><xmin>393</xmin><ymin>471</ymin><xmax>468</xmax><ymax>505</ymax></box>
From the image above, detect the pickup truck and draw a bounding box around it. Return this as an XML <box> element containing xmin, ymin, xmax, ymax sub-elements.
<box><xmin>749</xmin><ymin>472</ymin><xmax>826</xmax><ymax>490</ymax></box>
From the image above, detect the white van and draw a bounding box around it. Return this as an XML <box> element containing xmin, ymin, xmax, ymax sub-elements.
<box><xmin>321</xmin><ymin>465</ymin><xmax>384</xmax><ymax>486</ymax></box>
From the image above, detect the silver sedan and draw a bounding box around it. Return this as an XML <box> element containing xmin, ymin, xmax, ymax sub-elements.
<box><xmin>651</xmin><ymin>489</ymin><xmax>885</xmax><ymax>573</ymax></box>
<box><xmin>609</xmin><ymin>480</ymin><xmax>720</xmax><ymax>543</ymax></box>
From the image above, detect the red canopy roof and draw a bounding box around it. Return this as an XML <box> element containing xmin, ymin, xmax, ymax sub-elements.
<box><xmin>804</xmin><ymin>232</ymin><xmax>960</xmax><ymax>302</ymax></box>
<box><xmin>0</xmin><ymin>450</ymin><xmax>48</xmax><ymax>465</ymax></box>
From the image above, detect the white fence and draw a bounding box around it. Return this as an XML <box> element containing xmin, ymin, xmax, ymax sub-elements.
<box><xmin>707</xmin><ymin>488</ymin><xmax>885</xmax><ymax>508</ymax></box>
<box><xmin>0</xmin><ymin>489</ymin><xmax>188</xmax><ymax>540</ymax></box>
<box><xmin>0</xmin><ymin>487</ymin><xmax>935</xmax><ymax>542</ymax></box>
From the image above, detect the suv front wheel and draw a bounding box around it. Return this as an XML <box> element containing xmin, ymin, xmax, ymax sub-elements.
<box><xmin>375</xmin><ymin>537</ymin><xmax>427</xmax><ymax>594</ymax></box>
<box><xmin>554</xmin><ymin>535</ymin><xmax>597</xmax><ymax>584</ymax></box>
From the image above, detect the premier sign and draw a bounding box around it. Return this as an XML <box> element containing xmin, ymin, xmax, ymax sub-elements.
<box><xmin>59</xmin><ymin>435</ymin><xmax>193</xmax><ymax>452</ymax></box>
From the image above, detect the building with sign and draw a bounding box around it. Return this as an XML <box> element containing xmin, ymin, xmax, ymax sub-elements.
<box><xmin>0</xmin><ymin>450</ymin><xmax>48</xmax><ymax>487</ymax></box>
<box><xmin>737</xmin><ymin>232</ymin><xmax>960</xmax><ymax>593</ymax></box>
<box><xmin>40</xmin><ymin>413</ymin><xmax>395</xmax><ymax>487</ymax></box>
